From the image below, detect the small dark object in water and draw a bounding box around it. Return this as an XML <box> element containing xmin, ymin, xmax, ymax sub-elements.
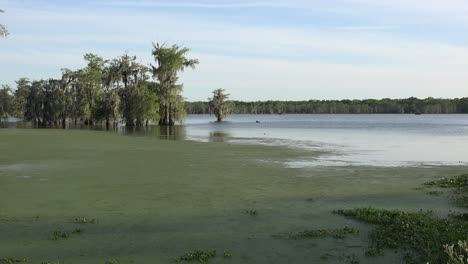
<box><xmin>256</xmin><ymin>121</ymin><xmax>261</xmax><ymax>123</ymax></box>
<box><xmin>415</xmin><ymin>112</ymin><xmax>422</xmax><ymax>115</ymax></box>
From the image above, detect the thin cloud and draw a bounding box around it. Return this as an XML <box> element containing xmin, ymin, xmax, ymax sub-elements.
<box><xmin>97</xmin><ymin>1</ymin><xmax>287</xmax><ymax>9</ymax></box>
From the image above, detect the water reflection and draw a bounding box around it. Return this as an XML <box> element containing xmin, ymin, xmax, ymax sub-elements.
<box><xmin>1</xmin><ymin>121</ymin><xmax>186</xmax><ymax>141</ymax></box>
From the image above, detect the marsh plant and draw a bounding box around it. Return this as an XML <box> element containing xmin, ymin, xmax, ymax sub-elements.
<box><xmin>425</xmin><ymin>174</ymin><xmax>468</xmax><ymax>208</ymax></box>
<box><xmin>290</xmin><ymin>227</ymin><xmax>358</xmax><ymax>240</ymax></box>
<box><xmin>223</xmin><ymin>251</ymin><xmax>232</xmax><ymax>258</ymax></box>
<box><xmin>52</xmin><ymin>228</ymin><xmax>84</xmax><ymax>240</ymax></box>
<box><xmin>41</xmin><ymin>262</ymin><xmax>62</xmax><ymax>264</ymax></box>
<box><xmin>1</xmin><ymin>258</ymin><xmax>27</xmax><ymax>264</ymax></box>
<box><xmin>334</xmin><ymin>207</ymin><xmax>468</xmax><ymax>264</ymax></box>
<box><xmin>104</xmin><ymin>260</ymin><xmax>121</xmax><ymax>264</ymax></box>
<box><xmin>245</xmin><ymin>210</ymin><xmax>258</xmax><ymax>216</ymax></box>
<box><xmin>444</xmin><ymin>241</ymin><xmax>468</xmax><ymax>264</ymax></box>
<box><xmin>175</xmin><ymin>250</ymin><xmax>217</xmax><ymax>262</ymax></box>
<box><xmin>75</xmin><ymin>217</ymin><xmax>97</xmax><ymax>224</ymax></box>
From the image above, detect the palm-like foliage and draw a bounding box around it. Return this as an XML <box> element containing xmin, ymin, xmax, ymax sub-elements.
<box><xmin>151</xmin><ymin>42</ymin><xmax>199</xmax><ymax>125</ymax></box>
<box><xmin>0</xmin><ymin>9</ymin><xmax>9</xmax><ymax>38</ymax></box>
<box><xmin>208</xmin><ymin>88</ymin><xmax>231</xmax><ymax>122</ymax></box>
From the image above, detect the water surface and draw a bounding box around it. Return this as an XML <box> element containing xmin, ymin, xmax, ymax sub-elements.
<box><xmin>183</xmin><ymin>114</ymin><xmax>468</xmax><ymax>167</ymax></box>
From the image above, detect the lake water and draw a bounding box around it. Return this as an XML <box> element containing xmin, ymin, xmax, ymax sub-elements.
<box><xmin>2</xmin><ymin>115</ymin><xmax>467</xmax><ymax>263</ymax></box>
<box><xmin>5</xmin><ymin>114</ymin><xmax>468</xmax><ymax>167</ymax></box>
<box><xmin>183</xmin><ymin>114</ymin><xmax>468</xmax><ymax>167</ymax></box>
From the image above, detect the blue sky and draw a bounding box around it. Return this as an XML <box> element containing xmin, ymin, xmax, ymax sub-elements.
<box><xmin>1</xmin><ymin>0</ymin><xmax>468</xmax><ymax>101</ymax></box>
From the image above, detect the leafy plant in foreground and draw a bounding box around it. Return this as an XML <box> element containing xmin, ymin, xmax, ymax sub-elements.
<box><xmin>425</xmin><ymin>174</ymin><xmax>468</xmax><ymax>207</ymax></box>
<box><xmin>444</xmin><ymin>240</ymin><xmax>468</xmax><ymax>264</ymax></box>
<box><xmin>334</xmin><ymin>207</ymin><xmax>468</xmax><ymax>264</ymax></box>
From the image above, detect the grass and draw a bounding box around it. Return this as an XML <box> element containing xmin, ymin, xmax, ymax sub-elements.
<box><xmin>289</xmin><ymin>227</ymin><xmax>358</xmax><ymax>240</ymax></box>
<box><xmin>175</xmin><ymin>250</ymin><xmax>217</xmax><ymax>262</ymax></box>
<box><xmin>333</xmin><ymin>207</ymin><xmax>468</xmax><ymax>264</ymax></box>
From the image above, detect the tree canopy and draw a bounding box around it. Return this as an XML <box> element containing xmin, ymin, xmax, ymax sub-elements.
<box><xmin>0</xmin><ymin>43</ymin><xmax>198</xmax><ymax>127</ymax></box>
<box><xmin>0</xmin><ymin>9</ymin><xmax>8</xmax><ymax>38</ymax></box>
<box><xmin>151</xmin><ymin>42</ymin><xmax>199</xmax><ymax>125</ymax></box>
<box><xmin>208</xmin><ymin>88</ymin><xmax>231</xmax><ymax>122</ymax></box>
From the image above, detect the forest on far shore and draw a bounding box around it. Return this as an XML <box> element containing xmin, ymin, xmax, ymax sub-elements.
<box><xmin>185</xmin><ymin>97</ymin><xmax>468</xmax><ymax>115</ymax></box>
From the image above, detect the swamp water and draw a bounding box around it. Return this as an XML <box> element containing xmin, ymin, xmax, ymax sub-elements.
<box><xmin>1</xmin><ymin>114</ymin><xmax>468</xmax><ymax>263</ymax></box>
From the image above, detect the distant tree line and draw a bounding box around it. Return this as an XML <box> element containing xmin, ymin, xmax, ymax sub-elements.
<box><xmin>0</xmin><ymin>43</ymin><xmax>198</xmax><ymax>127</ymax></box>
<box><xmin>186</xmin><ymin>97</ymin><xmax>468</xmax><ymax>115</ymax></box>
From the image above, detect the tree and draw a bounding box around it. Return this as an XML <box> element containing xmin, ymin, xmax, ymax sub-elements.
<box><xmin>14</xmin><ymin>78</ymin><xmax>31</xmax><ymax>119</ymax></box>
<box><xmin>0</xmin><ymin>85</ymin><xmax>13</xmax><ymax>121</ymax></box>
<box><xmin>116</xmin><ymin>53</ymin><xmax>151</xmax><ymax>126</ymax></box>
<box><xmin>0</xmin><ymin>9</ymin><xmax>8</xmax><ymax>38</ymax></box>
<box><xmin>151</xmin><ymin>42</ymin><xmax>199</xmax><ymax>126</ymax></box>
<box><xmin>208</xmin><ymin>88</ymin><xmax>230</xmax><ymax>122</ymax></box>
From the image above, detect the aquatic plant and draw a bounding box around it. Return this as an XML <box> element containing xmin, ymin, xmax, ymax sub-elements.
<box><xmin>75</xmin><ymin>217</ymin><xmax>97</xmax><ymax>224</ymax></box>
<box><xmin>444</xmin><ymin>240</ymin><xmax>468</xmax><ymax>264</ymax></box>
<box><xmin>290</xmin><ymin>227</ymin><xmax>358</xmax><ymax>240</ymax></box>
<box><xmin>40</xmin><ymin>261</ymin><xmax>62</xmax><ymax>264</ymax></box>
<box><xmin>426</xmin><ymin>190</ymin><xmax>443</xmax><ymax>196</ymax></box>
<box><xmin>223</xmin><ymin>251</ymin><xmax>232</xmax><ymax>258</ymax></box>
<box><xmin>175</xmin><ymin>250</ymin><xmax>216</xmax><ymax>262</ymax></box>
<box><xmin>104</xmin><ymin>260</ymin><xmax>120</xmax><ymax>264</ymax></box>
<box><xmin>425</xmin><ymin>174</ymin><xmax>468</xmax><ymax>188</ymax></box>
<box><xmin>245</xmin><ymin>210</ymin><xmax>258</xmax><ymax>216</ymax></box>
<box><xmin>364</xmin><ymin>247</ymin><xmax>384</xmax><ymax>257</ymax></box>
<box><xmin>52</xmin><ymin>228</ymin><xmax>84</xmax><ymax>240</ymax></box>
<box><xmin>1</xmin><ymin>258</ymin><xmax>27</xmax><ymax>264</ymax></box>
<box><xmin>448</xmin><ymin>211</ymin><xmax>468</xmax><ymax>221</ymax></box>
<box><xmin>334</xmin><ymin>207</ymin><xmax>468</xmax><ymax>264</ymax></box>
<box><xmin>425</xmin><ymin>174</ymin><xmax>468</xmax><ymax>207</ymax></box>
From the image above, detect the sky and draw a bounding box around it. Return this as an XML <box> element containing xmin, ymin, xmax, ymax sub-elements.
<box><xmin>1</xmin><ymin>0</ymin><xmax>468</xmax><ymax>101</ymax></box>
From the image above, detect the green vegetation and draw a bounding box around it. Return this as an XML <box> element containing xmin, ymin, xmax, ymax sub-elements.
<box><xmin>444</xmin><ymin>241</ymin><xmax>468</xmax><ymax>264</ymax></box>
<box><xmin>175</xmin><ymin>250</ymin><xmax>217</xmax><ymax>262</ymax></box>
<box><xmin>289</xmin><ymin>227</ymin><xmax>358</xmax><ymax>239</ymax></box>
<box><xmin>334</xmin><ymin>207</ymin><xmax>468</xmax><ymax>264</ymax></box>
<box><xmin>208</xmin><ymin>88</ymin><xmax>231</xmax><ymax>122</ymax></box>
<box><xmin>185</xmin><ymin>97</ymin><xmax>468</xmax><ymax>114</ymax></box>
<box><xmin>222</xmin><ymin>251</ymin><xmax>232</xmax><ymax>258</ymax></box>
<box><xmin>0</xmin><ymin>43</ymin><xmax>198</xmax><ymax>127</ymax></box>
<box><xmin>0</xmin><ymin>258</ymin><xmax>27</xmax><ymax>264</ymax></box>
<box><xmin>104</xmin><ymin>260</ymin><xmax>120</xmax><ymax>264</ymax></box>
<box><xmin>40</xmin><ymin>262</ymin><xmax>62</xmax><ymax>264</ymax></box>
<box><xmin>425</xmin><ymin>174</ymin><xmax>468</xmax><ymax>207</ymax></box>
<box><xmin>151</xmin><ymin>43</ymin><xmax>199</xmax><ymax>125</ymax></box>
<box><xmin>0</xmin><ymin>9</ymin><xmax>8</xmax><ymax>38</ymax></box>
<box><xmin>245</xmin><ymin>209</ymin><xmax>258</xmax><ymax>216</ymax></box>
<box><xmin>75</xmin><ymin>217</ymin><xmax>97</xmax><ymax>224</ymax></box>
<box><xmin>52</xmin><ymin>228</ymin><xmax>84</xmax><ymax>240</ymax></box>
